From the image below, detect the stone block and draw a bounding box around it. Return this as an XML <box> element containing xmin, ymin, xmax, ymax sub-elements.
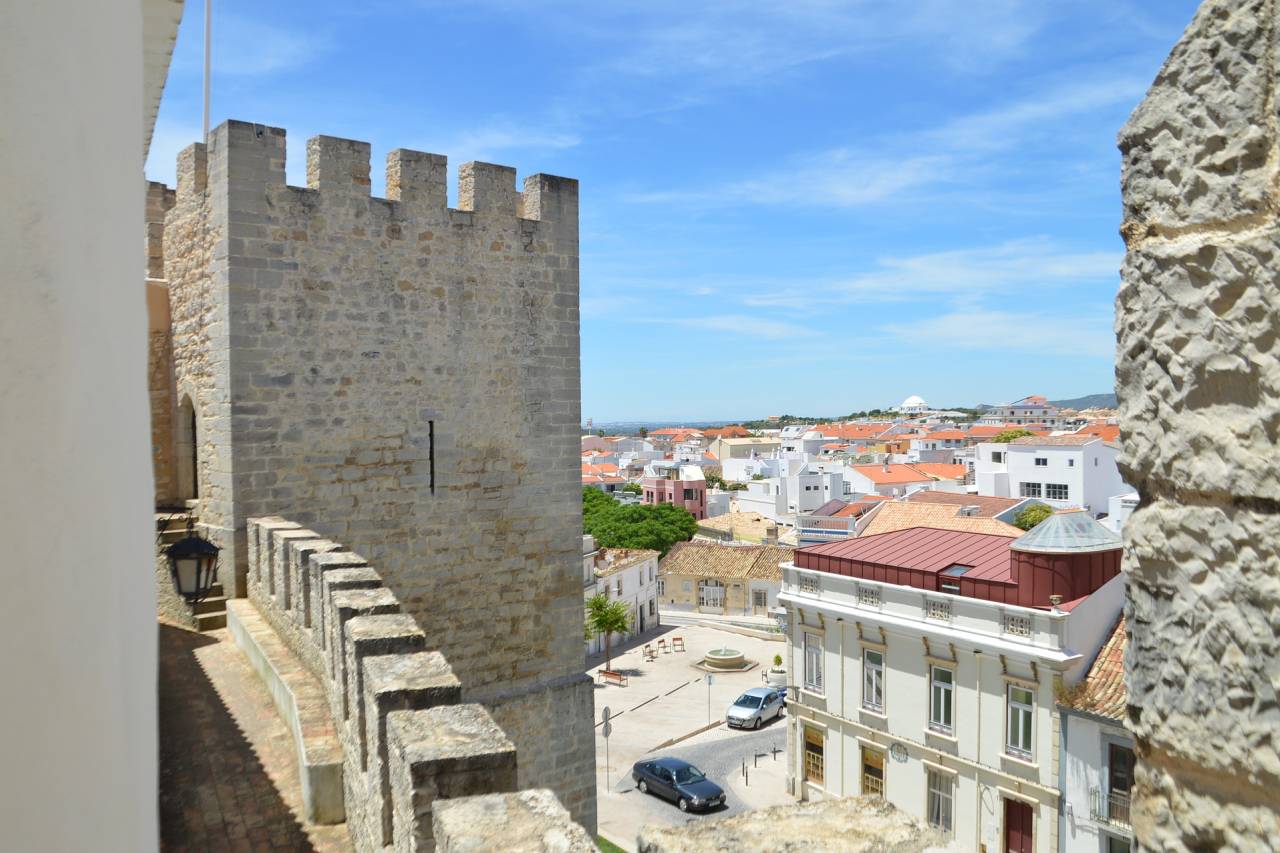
<box><xmin>287</xmin><ymin>537</ymin><xmax>342</xmax><ymax>627</ymax></box>
<box><xmin>1116</xmin><ymin>229</ymin><xmax>1280</xmax><ymax>501</ymax></box>
<box><xmin>326</xmin><ymin>586</ymin><xmax>399</xmax><ymax>702</ymax></box>
<box><xmin>270</xmin><ymin>528</ymin><xmax>321</xmax><ymax>611</ymax></box>
<box><xmin>431</xmin><ymin>789</ymin><xmax>594</xmax><ymax>853</ymax></box>
<box><xmin>343</xmin><ymin>614</ymin><xmax>428</xmax><ymax>737</ymax></box>
<box><xmin>247</xmin><ymin>517</ymin><xmax>297</xmax><ymax>589</ymax></box>
<box><xmin>308</xmin><ymin>551</ymin><xmax>370</xmax><ymax>648</ymax></box>
<box><xmin>1124</xmin><ymin>500</ymin><xmax>1280</xmax><ymax>785</ymax></box>
<box><xmin>387</xmin><ymin>705</ymin><xmax>517</xmax><ymax>853</ymax></box>
<box><xmin>362</xmin><ymin>652</ymin><xmax>461</xmax><ymax>846</ymax></box>
<box><xmin>1119</xmin><ymin>0</ymin><xmax>1274</xmax><ymax>235</ymax></box>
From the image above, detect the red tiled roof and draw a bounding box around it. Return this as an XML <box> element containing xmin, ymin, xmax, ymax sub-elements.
<box><xmin>1076</xmin><ymin>423</ymin><xmax>1120</xmax><ymax>442</ymax></box>
<box><xmin>905</xmin><ymin>491</ymin><xmax>1024</xmax><ymax>516</ymax></box>
<box><xmin>833</xmin><ymin>496</ymin><xmax>891</xmax><ymax>517</ymax></box>
<box><xmin>703</xmin><ymin>425</ymin><xmax>750</xmax><ymax>439</ymax></box>
<box><xmin>966</xmin><ymin>425</ymin><xmax>1011</xmax><ymax>437</ymax></box>
<box><xmin>815</xmin><ymin>423</ymin><xmax>894</xmax><ymax>440</ymax></box>
<box><xmin>909</xmin><ymin>463</ymin><xmax>967</xmax><ymax>481</ymax></box>
<box><xmin>1064</xmin><ymin>618</ymin><xmax>1126</xmax><ymax>721</ymax></box>
<box><xmin>1009</xmin><ymin>434</ymin><xmax>1099</xmax><ymax>446</ymax></box>
<box><xmin>798</xmin><ymin>527</ymin><xmax>1014</xmax><ymax>582</ymax></box>
<box><xmin>582</xmin><ymin>462</ymin><xmax>619</xmax><ymax>475</ymax></box>
<box><xmin>851</xmin><ymin>464</ymin><xmax>936</xmax><ymax>485</ymax></box>
<box><xmin>917</xmin><ymin>430</ymin><xmax>968</xmax><ymax>441</ymax></box>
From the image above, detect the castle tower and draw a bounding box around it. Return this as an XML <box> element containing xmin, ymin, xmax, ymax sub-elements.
<box><xmin>162</xmin><ymin>120</ymin><xmax>594</xmax><ymax>830</ymax></box>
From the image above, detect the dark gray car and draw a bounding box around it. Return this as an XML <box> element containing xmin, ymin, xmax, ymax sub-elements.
<box><xmin>631</xmin><ymin>757</ymin><xmax>726</xmax><ymax>812</ymax></box>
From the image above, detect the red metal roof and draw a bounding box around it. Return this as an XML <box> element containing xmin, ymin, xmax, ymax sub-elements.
<box><xmin>798</xmin><ymin>527</ymin><xmax>1014</xmax><ymax>582</ymax></box>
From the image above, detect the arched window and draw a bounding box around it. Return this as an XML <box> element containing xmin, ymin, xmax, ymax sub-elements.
<box><xmin>176</xmin><ymin>395</ymin><xmax>198</xmax><ymax>501</ymax></box>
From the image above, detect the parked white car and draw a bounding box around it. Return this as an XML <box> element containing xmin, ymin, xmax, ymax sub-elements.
<box><xmin>726</xmin><ymin>687</ymin><xmax>784</xmax><ymax>729</ymax></box>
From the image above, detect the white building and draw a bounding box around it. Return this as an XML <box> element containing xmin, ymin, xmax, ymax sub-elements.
<box><xmin>974</xmin><ymin>436</ymin><xmax>1130</xmax><ymax>518</ymax></box>
<box><xmin>978</xmin><ymin>395</ymin><xmax>1068</xmax><ymax>428</ymax></box>
<box><xmin>584</xmin><ymin>546</ymin><xmax>661</xmax><ymax>656</ymax></box>
<box><xmin>843</xmin><ymin>463</ymin><xmax>964</xmax><ymax>498</ymax></box>
<box><xmin>779</xmin><ymin>513</ymin><xmax>1125</xmax><ymax>853</ymax></box>
<box><xmin>896</xmin><ymin>395</ymin><xmax>930</xmax><ymax>415</ymax></box>
<box><xmin>733</xmin><ymin>460</ymin><xmax>846</xmax><ymax>522</ymax></box>
<box><xmin>1060</xmin><ymin>618</ymin><xmax>1134</xmax><ymax>853</ymax></box>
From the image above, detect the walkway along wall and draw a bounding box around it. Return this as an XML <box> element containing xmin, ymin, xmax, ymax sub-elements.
<box><xmin>163</xmin><ymin>121</ymin><xmax>594</xmax><ymax>831</ymax></box>
<box><xmin>1117</xmin><ymin>0</ymin><xmax>1280</xmax><ymax>847</ymax></box>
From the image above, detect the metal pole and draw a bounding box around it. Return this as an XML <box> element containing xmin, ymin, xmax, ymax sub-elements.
<box><xmin>202</xmin><ymin>0</ymin><xmax>211</xmax><ymax>140</ymax></box>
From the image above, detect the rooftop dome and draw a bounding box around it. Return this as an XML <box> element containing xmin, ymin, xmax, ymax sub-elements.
<box><xmin>901</xmin><ymin>395</ymin><xmax>927</xmax><ymax>409</ymax></box>
<box><xmin>1010</xmin><ymin>509</ymin><xmax>1122</xmax><ymax>554</ymax></box>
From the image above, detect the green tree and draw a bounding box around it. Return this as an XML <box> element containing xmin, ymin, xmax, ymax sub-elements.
<box><xmin>638</xmin><ymin>427</ymin><xmax>648</xmax><ymax>438</ymax></box>
<box><xmin>704</xmin><ymin>471</ymin><xmax>727</xmax><ymax>490</ymax></box>
<box><xmin>751</xmin><ymin>473</ymin><xmax>765</xmax><ymax>481</ymax></box>
<box><xmin>1014</xmin><ymin>503</ymin><xmax>1053</xmax><ymax>530</ymax></box>
<box><xmin>992</xmin><ymin>428</ymin><xmax>1035</xmax><ymax>443</ymax></box>
<box><xmin>582</xmin><ymin>488</ymin><xmax>697</xmax><ymax>555</ymax></box>
<box><xmin>585</xmin><ymin>593</ymin><xmax>633</xmax><ymax>670</ymax></box>
<box><xmin>621</xmin><ymin>483</ymin><xmax>642</xmax><ymax>494</ymax></box>
<box><xmin>596</xmin><ymin>428</ymin><xmax>605</xmax><ymax>437</ymax></box>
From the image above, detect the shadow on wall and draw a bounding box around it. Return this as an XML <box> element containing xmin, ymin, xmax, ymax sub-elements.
<box><xmin>157</xmin><ymin>622</ymin><xmax>315</xmax><ymax>851</ymax></box>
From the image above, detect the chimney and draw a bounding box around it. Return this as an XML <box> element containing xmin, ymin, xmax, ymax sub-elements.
<box><xmin>883</xmin><ymin>461</ymin><xmax>891</xmax><ymax>473</ymax></box>
<box><xmin>960</xmin><ymin>505</ymin><xmax>981</xmax><ymax>517</ymax></box>
<box><xmin>766</xmin><ymin>524</ymin><xmax>778</xmax><ymax>545</ymax></box>
<box><xmin>1049</xmin><ymin>594</ymin><xmax>1063</xmax><ymax>613</ymax></box>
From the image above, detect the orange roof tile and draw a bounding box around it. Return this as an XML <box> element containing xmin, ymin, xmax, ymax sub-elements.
<box><xmin>1064</xmin><ymin>618</ymin><xmax>1127</xmax><ymax>721</ymax></box>
<box><xmin>860</xmin><ymin>502</ymin><xmax>1021</xmax><ymax>538</ymax></box>
<box><xmin>1076</xmin><ymin>423</ymin><xmax>1120</xmax><ymax>442</ymax></box>
<box><xmin>908</xmin><ymin>463</ymin><xmax>967</xmax><ymax>481</ymax></box>
<box><xmin>851</xmin><ymin>464</ymin><xmax>936</xmax><ymax>485</ymax></box>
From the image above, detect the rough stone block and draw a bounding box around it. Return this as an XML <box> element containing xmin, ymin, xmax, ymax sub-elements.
<box><xmin>1116</xmin><ymin>229</ymin><xmax>1280</xmax><ymax>501</ymax></box>
<box><xmin>387</xmin><ymin>704</ymin><xmax>517</xmax><ymax>853</ymax></box>
<box><xmin>287</xmin><ymin>537</ymin><xmax>342</xmax><ymax>627</ymax></box>
<box><xmin>1119</xmin><ymin>0</ymin><xmax>1274</xmax><ymax>235</ymax></box>
<box><xmin>271</xmin><ymin>528</ymin><xmax>321</xmax><ymax>611</ymax></box>
<box><xmin>247</xmin><ymin>517</ymin><xmax>297</xmax><ymax>589</ymax></box>
<box><xmin>343</xmin><ymin>614</ymin><xmax>428</xmax><ymax>737</ymax></box>
<box><xmin>1131</xmin><ymin>758</ymin><xmax>1280</xmax><ymax>851</ymax></box>
<box><xmin>326</xmin><ymin>586</ymin><xmax>399</xmax><ymax>701</ymax></box>
<box><xmin>363</xmin><ymin>652</ymin><xmax>461</xmax><ymax>846</ymax></box>
<box><xmin>1124</xmin><ymin>500</ymin><xmax>1280</xmax><ymax>786</ymax></box>
<box><xmin>431</xmin><ymin>789</ymin><xmax>594</xmax><ymax>853</ymax></box>
<box><xmin>309</xmin><ymin>552</ymin><xmax>370</xmax><ymax>648</ymax></box>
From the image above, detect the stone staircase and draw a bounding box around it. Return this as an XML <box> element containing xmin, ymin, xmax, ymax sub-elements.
<box><xmin>156</xmin><ymin>511</ymin><xmax>228</xmax><ymax>631</ymax></box>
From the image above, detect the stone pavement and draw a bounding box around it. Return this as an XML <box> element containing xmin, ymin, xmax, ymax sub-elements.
<box><xmin>158</xmin><ymin>619</ymin><xmax>351</xmax><ymax>852</ymax></box>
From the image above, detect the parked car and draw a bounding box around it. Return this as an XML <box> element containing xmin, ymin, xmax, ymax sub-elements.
<box><xmin>726</xmin><ymin>686</ymin><xmax>784</xmax><ymax>729</ymax></box>
<box><xmin>631</xmin><ymin>757</ymin><xmax>726</xmax><ymax>812</ymax></box>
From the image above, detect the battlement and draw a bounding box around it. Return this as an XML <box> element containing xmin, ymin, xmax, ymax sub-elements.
<box><xmin>242</xmin><ymin>516</ymin><xmax>589</xmax><ymax>851</ymax></box>
<box><xmin>175</xmin><ymin>120</ymin><xmax>577</xmax><ymax>229</ymax></box>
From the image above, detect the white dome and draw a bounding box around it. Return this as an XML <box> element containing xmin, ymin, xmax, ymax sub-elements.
<box><xmin>901</xmin><ymin>395</ymin><xmax>927</xmax><ymax>408</ymax></box>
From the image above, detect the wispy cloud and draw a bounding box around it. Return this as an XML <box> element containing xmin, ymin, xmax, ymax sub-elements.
<box><xmin>427</xmin><ymin>121</ymin><xmax>581</xmax><ymax>163</ymax></box>
<box><xmin>171</xmin><ymin>14</ymin><xmax>333</xmax><ymax>77</ymax></box>
<box><xmin>882</xmin><ymin>308</ymin><xmax>1115</xmax><ymax>357</ymax></box>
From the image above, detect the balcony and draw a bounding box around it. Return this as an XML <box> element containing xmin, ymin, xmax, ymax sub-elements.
<box><xmin>1090</xmin><ymin>787</ymin><xmax>1132</xmax><ymax>829</ymax></box>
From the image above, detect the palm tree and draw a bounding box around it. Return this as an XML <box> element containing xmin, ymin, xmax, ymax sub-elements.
<box><xmin>586</xmin><ymin>593</ymin><xmax>632</xmax><ymax>671</ymax></box>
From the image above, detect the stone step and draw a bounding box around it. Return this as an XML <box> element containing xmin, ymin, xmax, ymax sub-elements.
<box><xmin>195</xmin><ymin>611</ymin><xmax>227</xmax><ymax>632</ymax></box>
<box><xmin>193</xmin><ymin>595</ymin><xmax>227</xmax><ymax>615</ymax></box>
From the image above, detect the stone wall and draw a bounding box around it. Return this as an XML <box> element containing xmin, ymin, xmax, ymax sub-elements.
<box><xmin>147</xmin><ymin>180</ymin><xmax>178</xmax><ymax>507</ymax></box>
<box><xmin>1117</xmin><ymin>0</ymin><xmax>1280</xmax><ymax>847</ymax></box>
<box><xmin>164</xmin><ymin>122</ymin><xmax>593</xmax><ymax>830</ymax></box>
<box><xmin>245</xmin><ymin>517</ymin><xmax>591</xmax><ymax>851</ymax></box>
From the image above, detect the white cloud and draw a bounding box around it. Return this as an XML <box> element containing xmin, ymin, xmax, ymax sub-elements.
<box><xmin>882</xmin><ymin>308</ymin><xmax>1115</xmax><ymax>357</ymax></box>
<box><xmin>671</xmin><ymin>314</ymin><xmax>814</xmax><ymax>340</ymax></box>
<box><xmin>171</xmin><ymin>14</ymin><xmax>332</xmax><ymax>77</ymax></box>
<box><xmin>429</xmin><ymin>122</ymin><xmax>581</xmax><ymax>163</ymax></box>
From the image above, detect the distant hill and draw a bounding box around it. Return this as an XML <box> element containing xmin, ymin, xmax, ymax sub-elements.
<box><xmin>1049</xmin><ymin>393</ymin><xmax>1117</xmax><ymax>410</ymax></box>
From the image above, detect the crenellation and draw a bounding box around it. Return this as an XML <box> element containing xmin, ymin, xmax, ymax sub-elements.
<box><xmin>387</xmin><ymin>149</ymin><xmax>448</xmax><ymax>212</ymax></box>
<box><xmin>307</xmin><ymin>134</ymin><xmax>373</xmax><ymax>196</ymax></box>
<box><xmin>175</xmin><ymin>142</ymin><xmax>208</xmax><ymax>199</ymax></box>
<box><xmin>458</xmin><ymin>161</ymin><xmax>519</xmax><ymax>216</ymax></box>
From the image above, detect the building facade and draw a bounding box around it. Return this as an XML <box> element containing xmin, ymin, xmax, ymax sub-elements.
<box><xmin>642</xmin><ymin>461</ymin><xmax>707</xmax><ymax>519</ymax></box>
<box><xmin>779</xmin><ymin>514</ymin><xmax>1124</xmax><ymax>853</ymax></box>
<box><xmin>974</xmin><ymin>436</ymin><xmax>1129</xmax><ymax>518</ymax></box>
<box><xmin>659</xmin><ymin>542</ymin><xmax>791</xmax><ymax>618</ymax></box>
<box><xmin>585</xmin><ymin>548</ymin><xmax>660</xmax><ymax>655</ymax></box>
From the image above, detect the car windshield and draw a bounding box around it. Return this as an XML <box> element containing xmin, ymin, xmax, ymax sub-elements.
<box><xmin>673</xmin><ymin>764</ymin><xmax>705</xmax><ymax>784</ymax></box>
<box><xmin>734</xmin><ymin>695</ymin><xmax>763</xmax><ymax>709</ymax></box>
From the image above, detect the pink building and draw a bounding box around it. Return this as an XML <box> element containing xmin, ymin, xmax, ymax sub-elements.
<box><xmin>642</xmin><ymin>461</ymin><xmax>707</xmax><ymax>520</ymax></box>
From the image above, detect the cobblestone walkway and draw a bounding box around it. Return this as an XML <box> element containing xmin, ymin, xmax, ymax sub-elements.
<box><xmin>159</xmin><ymin>620</ymin><xmax>351</xmax><ymax>852</ymax></box>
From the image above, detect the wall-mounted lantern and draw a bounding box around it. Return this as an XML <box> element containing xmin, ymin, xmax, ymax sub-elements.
<box><xmin>166</xmin><ymin>520</ymin><xmax>220</xmax><ymax>603</ymax></box>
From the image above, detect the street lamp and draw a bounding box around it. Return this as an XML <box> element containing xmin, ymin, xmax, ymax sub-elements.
<box><xmin>166</xmin><ymin>520</ymin><xmax>221</xmax><ymax>603</ymax></box>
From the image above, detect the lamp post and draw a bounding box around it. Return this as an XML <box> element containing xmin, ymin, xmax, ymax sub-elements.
<box><xmin>165</xmin><ymin>520</ymin><xmax>221</xmax><ymax>603</ymax></box>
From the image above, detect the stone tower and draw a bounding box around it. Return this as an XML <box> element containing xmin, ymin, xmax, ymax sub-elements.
<box><xmin>163</xmin><ymin>120</ymin><xmax>595</xmax><ymax>830</ymax></box>
<box><xmin>1118</xmin><ymin>0</ymin><xmax>1280</xmax><ymax>847</ymax></box>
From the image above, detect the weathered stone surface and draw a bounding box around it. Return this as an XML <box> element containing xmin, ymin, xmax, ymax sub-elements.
<box><xmin>1116</xmin><ymin>230</ymin><xmax>1280</xmax><ymax>500</ymax></box>
<box><xmin>432</xmin><ymin>789</ymin><xmax>594</xmax><ymax>853</ymax></box>
<box><xmin>1119</xmin><ymin>0</ymin><xmax>1275</xmax><ymax>235</ymax></box>
<box><xmin>1118</xmin><ymin>1</ymin><xmax>1280</xmax><ymax>847</ymax></box>
<box><xmin>388</xmin><ymin>705</ymin><xmax>517</xmax><ymax>853</ymax></box>
<box><xmin>636</xmin><ymin>797</ymin><xmax>952</xmax><ymax>852</ymax></box>
<box><xmin>1124</xmin><ymin>501</ymin><xmax>1280</xmax><ymax>783</ymax></box>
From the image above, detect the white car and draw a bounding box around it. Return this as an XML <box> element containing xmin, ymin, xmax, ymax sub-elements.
<box><xmin>726</xmin><ymin>687</ymin><xmax>784</xmax><ymax>729</ymax></box>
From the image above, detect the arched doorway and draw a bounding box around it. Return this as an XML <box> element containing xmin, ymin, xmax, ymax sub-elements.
<box><xmin>176</xmin><ymin>395</ymin><xmax>198</xmax><ymax>501</ymax></box>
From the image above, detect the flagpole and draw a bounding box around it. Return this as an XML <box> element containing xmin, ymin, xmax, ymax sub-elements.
<box><xmin>202</xmin><ymin>0</ymin><xmax>211</xmax><ymax>140</ymax></box>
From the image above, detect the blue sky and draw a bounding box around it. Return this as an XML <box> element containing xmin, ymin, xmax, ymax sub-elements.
<box><xmin>147</xmin><ymin>1</ymin><xmax>1202</xmax><ymax>422</ymax></box>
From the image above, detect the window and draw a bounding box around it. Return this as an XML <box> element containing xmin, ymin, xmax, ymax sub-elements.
<box><xmin>1034</xmin><ymin>457</ymin><xmax>1048</xmax><ymax>467</ymax></box>
<box><xmin>991</xmin><ymin>451</ymin><xmax>1004</xmax><ymax>463</ymax></box>
<box><xmin>1006</xmin><ymin>685</ymin><xmax>1034</xmax><ymax>759</ymax></box>
<box><xmin>861</xmin><ymin>747</ymin><xmax>884</xmax><ymax>797</ymax></box>
<box><xmin>683</xmin><ymin>488</ymin><xmax>695</xmax><ymax>500</ymax></box>
<box><xmin>1045</xmin><ymin>483</ymin><xmax>1069</xmax><ymax>501</ymax></box>
<box><xmin>752</xmin><ymin>589</ymin><xmax>767</xmax><ymax>609</ymax></box>
<box><xmin>926</xmin><ymin>769</ymin><xmax>954</xmax><ymax>835</ymax></box>
<box><xmin>615</xmin><ymin>578</ymin><xmax>622</xmax><ymax>596</ymax></box>
<box><xmin>863</xmin><ymin>649</ymin><xmax>884</xmax><ymax>712</ymax></box>
<box><xmin>929</xmin><ymin>666</ymin><xmax>954</xmax><ymax>733</ymax></box>
<box><xmin>803</xmin><ymin>727</ymin><xmax>824</xmax><ymax>785</ymax></box>
<box><xmin>803</xmin><ymin>632</ymin><xmax>824</xmax><ymax>693</ymax></box>
<box><xmin>649</xmin><ymin>565</ymin><xmax>654</xmax><ymax>582</ymax></box>
<box><xmin>649</xmin><ymin>599</ymin><xmax>655</xmax><ymax>617</ymax></box>
<box><xmin>1068</xmin><ymin>459</ymin><xmax>1075</xmax><ymax>467</ymax></box>
<box><xmin>1019</xmin><ymin>482</ymin><xmax>1042</xmax><ymax>498</ymax></box>
<box><xmin>681</xmin><ymin>580</ymin><xmax>691</xmax><ymax>592</ymax></box>
<box><xmin>1108</xmin><ymin>744</ymin><xmax>1134</xmax><ymax>826</ymax></box>
<box><xmin>698</xmin><ymin>580</ymin><xmax>724</xmax><ymax>609</ymax></box>
<box><xmin>657</xmin><ymin>578</ymin><xmax>665</xmax><ymax>596</ymax></box>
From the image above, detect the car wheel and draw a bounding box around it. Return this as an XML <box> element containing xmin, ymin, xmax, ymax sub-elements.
<box><xmin>753</xmin><ymin>716</ymin><xmax>762</xmax><ymax>730</ymax></box>
<box><xmin>638</xmin><ymin>780</ymin><xmax>648</xmax><ymax>794</ymax></box>
<box><xmin>678</xmin><ymin>798</ymin><xmax>690</xmax><ymax>812</ymax></box>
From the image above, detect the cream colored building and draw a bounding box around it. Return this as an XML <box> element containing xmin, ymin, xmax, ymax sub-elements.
<box><xmin>585</xmin><ymin>548</ymin><xmax>660</xmax><ymax>655</ymax></box>
<box><xmin>658</xmin><ymin>542</ymin><xmax>792</xmax><ymax>618</ymax></box>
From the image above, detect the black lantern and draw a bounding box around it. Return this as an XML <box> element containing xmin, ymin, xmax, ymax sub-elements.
<box><xmin>166</xmin><ymin>521</ymin><xmax>221</xmax><ymax>603</ymax></box>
